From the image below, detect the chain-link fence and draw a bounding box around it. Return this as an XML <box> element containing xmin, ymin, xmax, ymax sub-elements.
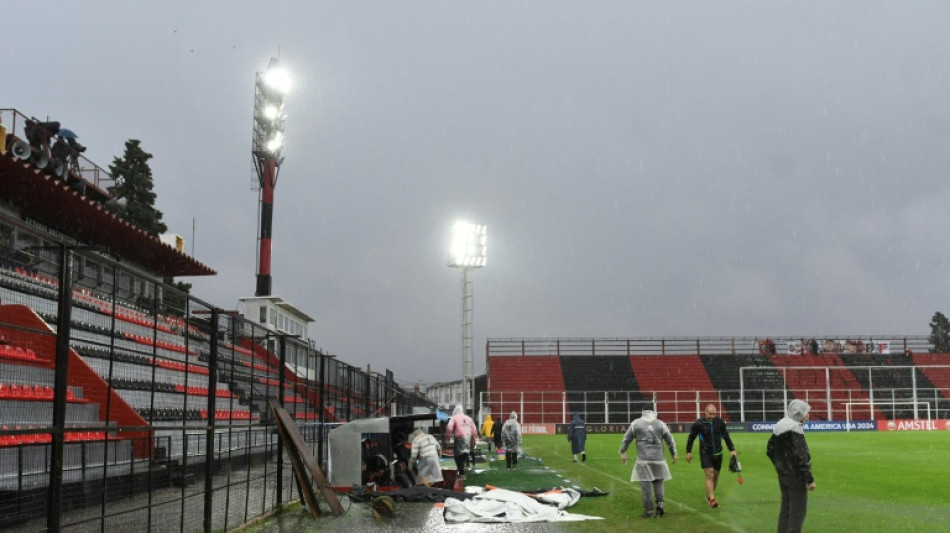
<box><xmin>0</xmin><ymin>216</ymin><xmax>431</xmax><ymax>532</ymax></box>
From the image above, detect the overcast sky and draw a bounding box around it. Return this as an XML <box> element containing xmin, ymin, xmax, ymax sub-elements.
<box><xmin>6</xmin><ymin>3</ymin><xmax>950</xmax><ymax>385</ymax></box>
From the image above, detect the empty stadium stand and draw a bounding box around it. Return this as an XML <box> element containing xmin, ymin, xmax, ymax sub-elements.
<box><xmin>770</xmin><ymin>354</ymin><xmax>879</xmax><ymax>420</ymax></box>
<box><xmin>911</xmin><ymin>353</ymin><xmax>950</xmax><ymax>399</ymax></box>
<box><xmin>630</xmin><ymin>355</ymin><xmax>722</xmax><ymax>422</ymax></box>
<box><xmin>487</xmin><ymin>356</ymin><xmax>565</xmax><ymax>423</ymax></box>
<box><xmin>560</xmin><ymin>356</ymin><xmax>647</xmax><ymax>424</ymax></box>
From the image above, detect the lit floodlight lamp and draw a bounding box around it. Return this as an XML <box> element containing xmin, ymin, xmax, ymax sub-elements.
<box><xmin>448</xmin><ymin>221</ymin><xmax>487</xmax><ymax>269</ymax></box>
<box><xmin>264</xmin><ymin>66</ymin><xmax>291</xmax><ymax>94</ymax></box>
<box><xmin>266</xmin><ymin>132</ymin><xmax>284</xmax><ymax>153</ymax></box>
<box><xmin>447</xmin><ymin>220</ymin><xmax>487</xmax><ymax>412</ymax></box>
<box><xmin>263</xmin><ymin>103</ymin><xmax>282</xmax><ymax>120</ymax></box>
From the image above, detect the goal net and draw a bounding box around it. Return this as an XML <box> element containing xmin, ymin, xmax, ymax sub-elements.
<box><xmin>845</xmin><ymin>401</ymin><xmax>931</xmax><ymax>432</ymax></box>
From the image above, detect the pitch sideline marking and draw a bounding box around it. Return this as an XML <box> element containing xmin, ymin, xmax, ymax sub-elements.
<box><xmin>552</xmin><ymin>449</ymin><xmax>748</xmax><ymax>533</ymax></box>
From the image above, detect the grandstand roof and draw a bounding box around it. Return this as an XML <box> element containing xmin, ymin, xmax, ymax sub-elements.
<box><xmin>0</xmin><ymin>151</ymin><xmax>216</xmax><ymax>277</ymax></box>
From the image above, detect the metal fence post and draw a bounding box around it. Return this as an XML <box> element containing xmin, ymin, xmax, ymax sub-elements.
<box><xmin>204</xmin><ymin>309</ymin><xmax>220</xmax><ymax>533</ymax></box>
<box><xmin>317</xmin><ymin>350</ymin><xmax>326</xmax><ymax>472</ymax></box>
<box><xmin>48</xmin><ymin>244</ymin><xmax>74</xmax><ymax>533</ymax></box>
<box><xmin>277</xmin><ymin>334</ymin><xmax>287</xmax><ymax>504</ymax></box>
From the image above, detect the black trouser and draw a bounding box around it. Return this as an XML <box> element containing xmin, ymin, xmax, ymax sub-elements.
<box><xmin>454</xmin><ymin>453</ymin><xmax>468</xmax><ymax>475</ymax></box>
<box><xmin>777</xmin><ymin>473</ymin><xmax>808</xmax><ymax>533</ymax></box>
<box><xmin>452</xmin><ymin>438</ymin><xmax>470</xmax><ymax>475</ymax></box>
<box><xmin>505</xmin><ymin>449</ymin><xmax>518</xmax><ymax>469</ymax></box>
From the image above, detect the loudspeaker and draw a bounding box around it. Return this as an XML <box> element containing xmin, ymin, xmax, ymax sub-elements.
<box><xmin>11</xmin><ymin>140</ymin><xmax>31</xmax><ymax>160</ymax></box>
<box><xmin>49</xmin><ymin>158</ymin><xmax>66</xmax><ymax>179</ymax></box>
<box><xmin>31</xmin><ymin>148</ymin><xmax>49</xmax><ymax>169</ymax></box>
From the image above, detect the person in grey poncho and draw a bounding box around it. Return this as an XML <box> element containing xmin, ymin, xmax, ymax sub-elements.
<box><xmin>501</xmin><ymin>411</ymin><xmax>522</xmax><ymax>470</ymax></box>
<box><xmin>619</xmin><ymin>404</ymin><xmax>678</xmax><ymax>518</ymax></box>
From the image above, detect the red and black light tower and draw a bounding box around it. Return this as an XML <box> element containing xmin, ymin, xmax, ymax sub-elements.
<box><xmin>252</xmin><ymin>57</ymin><xmax>290</xmax><ymax>296</ymax></box>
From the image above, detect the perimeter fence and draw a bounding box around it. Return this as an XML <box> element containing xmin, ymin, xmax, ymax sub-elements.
<box><xmin>0</xmin><ymin>214</ymin><xmax>431</xmax><ymax>532</ymax></box>
<box><xmin>480</xmin><ymin>383</ymin><xmax>950</xmax><ymax>426</ymax></box>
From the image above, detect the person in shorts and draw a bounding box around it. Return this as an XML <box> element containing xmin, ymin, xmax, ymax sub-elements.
<box><xmin>685</xmin><ymin>404</ymin><xmax>736</xmax><ymax>508</ymax></box>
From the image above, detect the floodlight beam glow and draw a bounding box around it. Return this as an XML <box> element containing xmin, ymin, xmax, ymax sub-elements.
<box><xmin>266</xmin><ymin>132</ymin><xmax>283</xmax><ymax>152</ymax></box>
<box><xmin>263</xmin><ymin>104</ymin><xmax>282</xmax><ymax>120</ymax></box>
<box><xmin>449</xmin><ymin>221</ymin><xmax>487</xmax><ymax>268</ymax></box>
<box><xmin>264</xmin><ymin>67</ymin><xmax>292</xmax><ymax>94</ymax></box>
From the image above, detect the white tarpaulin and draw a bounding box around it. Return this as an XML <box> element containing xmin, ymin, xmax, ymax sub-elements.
<box><xmin>443</xmin><ymin>488</ymin><xmax>601</xmax><ymax>523</ymax></box>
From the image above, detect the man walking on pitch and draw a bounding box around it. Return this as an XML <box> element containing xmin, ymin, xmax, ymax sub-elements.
<box><xmin>685</xmin><ymin>404</ymin><xmax>737</xmax><ymax>508</ymax></box>
<box><xmin>767</xmin><ymin>399</ymin><xmax>816</xmax><ymax>533</ymax></box>
<box><xmin>501</xmin><ymin>411</ymin><xmax>523</xmax><ymax>470</ymax></box>
<box><xmin>619</xmin><ymin>404</ymin><xmax>677</xmax><ymax>518</ymax></box>
<box><xmin>567</xmin><ymin>412</ymin><xmax>587</xmax><ymax>462</ymax></box>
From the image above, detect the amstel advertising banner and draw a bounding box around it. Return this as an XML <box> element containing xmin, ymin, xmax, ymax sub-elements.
<box><xmin>877</xmin><ymin>419</ymin><xmax>950</xmax><ymax>431</ymax></box>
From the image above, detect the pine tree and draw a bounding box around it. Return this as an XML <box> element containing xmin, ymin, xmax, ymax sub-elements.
<box><xmin>108</xmin><ymin>139</ymin><xmax>167</xmax><ymax>236</ymax></box>
<box><xmin>928</xmin><ymin>312</ymin><xmax>950</xmax><ymax>353</ymax></box>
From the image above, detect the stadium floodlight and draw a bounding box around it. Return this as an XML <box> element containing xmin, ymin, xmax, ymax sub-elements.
<box><xmin>263</xmin><ymin>104</ymin><xmax>282</xmax><ymax>121</ymax></box>
<box><xmin>252</xmin><ymin>55</ymin><xmax>291</xmax><ymax>297</ymax></box>
<box><xmin>264</xmin><ymin>65</ymin><xmax>292</xmax><ymax>94</ymax></box>
<box><xmin>448</xmin><ymin>221</ymin><xmax>487</xmax><ymax>268</ymax></box>
<box><xmin>266</xmin><ymin>132</ymin><xmax>283</xmax><ymax>153</ymax></box>
<box><xmin>448</xmin><ymin>220</ymin><xmax>487</xmax><ymax>412</ymax></box>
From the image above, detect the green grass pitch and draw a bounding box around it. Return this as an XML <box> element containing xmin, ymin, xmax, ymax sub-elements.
<box><xmin>506</xmin><ymin>430</ymin><xmax>950</xmax><ymax>532</ymax></box>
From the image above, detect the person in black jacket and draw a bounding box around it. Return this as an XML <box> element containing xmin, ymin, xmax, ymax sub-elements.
<box><xmin>685</xmin><ymin>404</ymin><xmax>736</xmax><ymax>508</ymax></box>
<box><xmin>767</xmin><ymin>400</ymin><xmax>816</xmax><ymax>533</ymax></box>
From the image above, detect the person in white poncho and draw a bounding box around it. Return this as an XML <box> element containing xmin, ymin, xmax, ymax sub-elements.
<box><xmin>501</xmin><ymin>411</ymin><xmax>523</xmax><ymax>470</ymax></box>
<box><xmin>409</xmin><ymin>428</ymin><xmax>443</xmax><ymax>487</ymax></box>
<box><xmin>619</xmin><ymin>404</ymin><xmax>678</xmax><ymax>518</ymax></box>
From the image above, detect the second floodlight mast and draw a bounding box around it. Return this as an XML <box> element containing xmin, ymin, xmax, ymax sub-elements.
<box><xmin>252</xmin><ymin>57</ymin><xmax>291</xmax><ymax>296</ymax></box>
<box><xmin>448</xmin><ymin>221</ymin><xmax>487</xmax><ymax>413</ymax></box>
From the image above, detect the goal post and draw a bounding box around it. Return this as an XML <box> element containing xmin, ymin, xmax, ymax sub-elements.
<box><xmin>845</xmin><ymin>401</ymin><xmax>931</xmax><ymax>432</ymax></box>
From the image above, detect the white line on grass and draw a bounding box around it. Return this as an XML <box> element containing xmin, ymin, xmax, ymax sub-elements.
<box><xmin>553</xmin><ymin>450</ymin><xmax>748</xmax><ymax>533</ymax></box>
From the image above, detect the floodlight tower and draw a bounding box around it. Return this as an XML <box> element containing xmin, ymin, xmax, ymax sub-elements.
<box><xmin>252</xmin><ymin>57</ymin><xmax>291</xmax><ymax>296</ymax></box>
<box><xmin>448</xmin><ymin>221</ymin><xmax>487</xmax><ymax>412</ymax></box>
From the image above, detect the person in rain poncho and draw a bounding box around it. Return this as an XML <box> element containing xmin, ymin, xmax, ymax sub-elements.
<box><xmin>409</xmin><ymin>428</ymin><xmax>443</xmax><ymax>487</ymax></box>
<box><xmin>619</xmin><ymin>404</ymin><xmax>678</xmax><ymax>518</ymax></box>
<box><xmin>501</xmin><ymin>411</ymin><xmax>523</xmax><ymax>470</ymax></box>
<box><xmin>767</xmin><ymin>400</ymin><xmax>816</xmax><ymax>533</ymax></box>
<box><xmin>481</xmin><ymin>414</ymin><xmax>495</xmax><ymax>453</ymax></box>
<box><xmin>444</xmin><ymin>405</ymin><xmax>478</xmax><ymax>477</ymax></box>
<box><xmin>567</xmin><ymin>412</ymin><xmax>587</xmax><ymax>462</ymax></box>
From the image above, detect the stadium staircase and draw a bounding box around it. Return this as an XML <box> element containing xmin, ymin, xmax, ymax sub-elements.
<box><xmin>629</xmin><ymin>355</ymin><xmax>721</xmax><ymax>422</ymax></box>
<box><xmin>0</xmin><ymin>263</ymin><xmax>299</xmax><ymax>471</ymax></box>
<box><xmin>0</xmin><ymin>304</ymin><xmax>142</xmax><ymax>492</ymax></box>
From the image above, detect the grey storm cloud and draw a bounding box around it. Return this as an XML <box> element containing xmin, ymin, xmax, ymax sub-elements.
<box><xmin>5</xmin><ymin>1</ymin><xmax>950</xmax><ymax>384</ymax></box>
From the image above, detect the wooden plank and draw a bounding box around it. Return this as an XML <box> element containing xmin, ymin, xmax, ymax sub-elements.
<box><xmin>269</xmin><ymin>399</ymin><xmax>345</xmax><ymax>516</ymax></box>
<box><xmin>273</xmin><ymin>418</ymin><xmax>321</xmax><ymax>518</ymax></box>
